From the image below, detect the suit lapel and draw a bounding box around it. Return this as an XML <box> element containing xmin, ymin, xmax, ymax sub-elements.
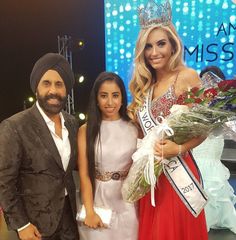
<box><xmin>29</xmin><ymin>105</ymin><xmax>64</xmax><ymax>171</ymax></box>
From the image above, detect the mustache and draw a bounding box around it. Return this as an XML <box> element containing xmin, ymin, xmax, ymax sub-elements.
<box><xmin>44</xmin><ymin>94</ymin><xmax>65</xmax><ymax>102</ymax></box>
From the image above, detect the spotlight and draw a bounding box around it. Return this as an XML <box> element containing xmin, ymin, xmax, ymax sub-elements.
<box><xmin>78</xmin><ymin>41</ymin><xmax>84</xmax><ymax>47</ymax></box>
<box><xmin>79</xmin><ymin>75</ymin><xmax>85</xmax><ymax>83</ymax></box>
<box><xmin>75</xmin><ymin>74</ymin><xmax>85</xmax><ymax>84</ymax></box>
<box><xmin>79</xmin><ymin>113</ymin><xmax>86</xmax><ymax>120</ymax></box>
<box><xmin>28</xmin><ymin>97</ymin><xmax>34</xmax><ymax>103</ymax></box>
<box><xmin>77</xmin><ymin>39</ymin><xmax>85</xmax><ymax>50</ymax></box>
<box><xmin>23</xmin><ymin>96</ymin><xmax>35</xmax><ymax>110</ymax></box>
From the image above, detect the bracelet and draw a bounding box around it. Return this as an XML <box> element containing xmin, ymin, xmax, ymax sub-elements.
<box><xmin>178</xmin><ymin>145</ymin><xmax>182</xmax><ymax>155</ymax></box>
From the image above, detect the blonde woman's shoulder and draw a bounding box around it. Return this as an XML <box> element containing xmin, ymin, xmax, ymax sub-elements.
<box><xmin>178</xmin><ymin>67</ymin><xmax>201</xmax><ymax>88</ymax></box>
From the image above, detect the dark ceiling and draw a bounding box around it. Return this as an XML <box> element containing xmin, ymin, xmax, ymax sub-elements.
<box><xmin>0</xmin><ymin>0</ymin><xmax>105</xmax><ymax>121</ymax></box>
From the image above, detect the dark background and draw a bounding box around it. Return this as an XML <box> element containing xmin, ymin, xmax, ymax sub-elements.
<box><xmin>0</xmin><ymin>0</ymin><xmax>105</xmax><ymax>121</ymax></box>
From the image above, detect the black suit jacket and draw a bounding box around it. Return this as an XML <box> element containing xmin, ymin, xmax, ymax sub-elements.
<box><xmin>0</xmin><ymin>104</ymin><xmax>79</xmax><ymax>236</ymax></box>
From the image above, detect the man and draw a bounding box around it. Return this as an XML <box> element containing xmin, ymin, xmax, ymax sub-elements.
<box><xmin>0</xmin><ymin>53</ymin><xmax>79</xmax><ymax>240</ymax></box>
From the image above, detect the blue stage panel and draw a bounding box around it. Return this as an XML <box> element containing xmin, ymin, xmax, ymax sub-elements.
<box><xmin>104</xmin><ymin>0</ymin><xmax>236</xmax><ymax>101</ymax></box>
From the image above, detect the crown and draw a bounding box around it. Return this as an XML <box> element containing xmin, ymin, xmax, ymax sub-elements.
<box><xmin>138</xmin><ymin>0</ymin><xmax>172</xmax><ymax>29</ymax></box>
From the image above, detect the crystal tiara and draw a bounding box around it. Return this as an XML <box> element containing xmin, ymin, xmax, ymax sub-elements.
<box><xmin>138</xmin><ymin>0</ymin><xmax>172</xmax><ymax>29</ymax></box>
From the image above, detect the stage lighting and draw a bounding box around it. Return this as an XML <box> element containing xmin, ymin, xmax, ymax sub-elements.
<box><xmin>75</xmin><ymin>74</ymin><xmax>85</xmax><ymax>84</ymax></box>
<box><xmin>78</xmin><ymin>75</ymin><xmax>85</xmax><ymax>83</ymax></box>
<box><xmin>77</xmin><ymin>39</ymin><xmax>85</xmax><ymax>50</ymax></box>
<box><xmin>23</xmin><ymin>96</ymin><xmax>35</xmax><ymax>110</ymax></box>
<box><xmin>28</xmin><ymin>97</ymin><xmax>34</xmax><ymax>103</ymax></box>
<box><xmin>78</xmin><ymin>113</ymin><xmax>86</xmax><ymax>120</ymax></box>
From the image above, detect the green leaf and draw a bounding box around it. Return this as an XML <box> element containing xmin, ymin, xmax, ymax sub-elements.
<box><xmin>185</xmin><ymin>98</ymin><xmax>195</xmax><ymax>103</ymax></box>
<box><xmin>228</xmin><ymin>98</ymin><xmax>236</xmax><ymax>104</ymax></box>
<box><xmin>228</xmin><ymin>88</ymin><xmax>236</xmax><ymax>93</ymax></box>
<box><xmin>195</xmin><ymin>88</ymin><xmax>204</xmax><ymax>97</ymax></box>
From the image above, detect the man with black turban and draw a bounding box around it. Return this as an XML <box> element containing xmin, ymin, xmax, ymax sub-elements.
<box><xmin>0</xmin><ymin>53</ymin><xmax>80</xmax><ymax>240</ymax></box>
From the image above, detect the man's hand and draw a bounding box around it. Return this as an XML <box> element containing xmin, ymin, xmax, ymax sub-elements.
<box><xmin>18</xmin><ymin>223</ymin><xmax>41</xmax><ymax>240</ymax></box>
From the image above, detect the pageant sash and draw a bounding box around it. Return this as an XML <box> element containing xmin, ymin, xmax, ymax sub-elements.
<box><xmin>137</xmin><ymin>89</ymin><xmax>208</xmax><ymax>216</ymax></box>
<box><xmin>137</xmin><ymin>91</ymin><xmax>156</xmax><ymax>135</ymax></box>
<box><xmin>163</xmin><ymin>156</ymin><xmax>208</xmax><ymax>217</ymax></box>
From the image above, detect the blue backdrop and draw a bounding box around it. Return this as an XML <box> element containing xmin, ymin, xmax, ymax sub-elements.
<box><xmin>104</xmin><ymin>0</ymin><xmax>236</xmax><ymax>101</ymax></box>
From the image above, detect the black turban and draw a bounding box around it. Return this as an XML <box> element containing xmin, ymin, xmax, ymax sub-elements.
<box><xmin>30</xmin><ymin>53</ymin><xmax>75</xmax><ymax>93</ymax></box>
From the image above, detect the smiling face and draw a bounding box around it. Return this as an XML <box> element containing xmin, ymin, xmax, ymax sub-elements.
<box><xmin>144</xmin><ymin>28</ymin><xmax>173</xmax><ymax>71</ymax></box>
<box><xmin>36</xmin><ymin>69</ymin><xmax>67</xmax><ymax>116</ymax></box>
<box><xmin>97</xmin><ymin>80</ymin><xmax>122</xmax><ymax>121</ymax></box>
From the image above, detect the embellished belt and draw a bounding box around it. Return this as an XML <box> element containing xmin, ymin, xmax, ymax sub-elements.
<box><xmin>95</xmin><ymin>169</ymin><xmax>129</xmax><ymax>181</ymax></box>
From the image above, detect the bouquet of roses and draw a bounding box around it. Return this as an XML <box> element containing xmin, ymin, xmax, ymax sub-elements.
<box><xmin>122</xmin><ymin>73</ymin><xmax>236</xmax><ymax>203</ymax></box>
<box><xmin>177</xmin><ymin>76</ymin><xmax>236</xmax><ymax>112</ymax></box>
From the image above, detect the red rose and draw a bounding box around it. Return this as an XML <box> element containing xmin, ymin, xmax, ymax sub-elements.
<box><xmin>177</xmin><ymin>93</ymin><xmax>188</xmax><ymax>105</ymax></box>
<box><xmin>218</xmin><ymin>80</ymin><xmax>236</xmax><ymax>91</ymax></box>
<box><xmin>191</xmin><ymin>87</ymin><xmax>200</xmax><ymax>95</ymax></box>
<box><xmin>194</xmin><ymin>98</ymin><xmax>202</xmax><ymax>104</ymax></box>
<box><xmin>203</xmin><ymin>88</ymin><xmax>218</xmax><ymax>98</ymax></box>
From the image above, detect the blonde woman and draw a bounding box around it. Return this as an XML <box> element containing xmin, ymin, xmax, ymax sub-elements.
<box><xmin>128</xmin><ymin>1</ymin><xmax>208</xmax><ymax>239</ymax></box>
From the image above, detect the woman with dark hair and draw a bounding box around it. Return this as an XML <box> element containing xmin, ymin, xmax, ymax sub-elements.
<box><xmin>77</xmin><ymin>72</ymin><xmax>138</xmax><ymax>240</ymax></box>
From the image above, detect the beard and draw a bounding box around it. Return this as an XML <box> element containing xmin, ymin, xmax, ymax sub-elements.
<box><xmin>37</xmin><ymin>91</ymin><xmax>67</xmax><ymax>115</ymax></box>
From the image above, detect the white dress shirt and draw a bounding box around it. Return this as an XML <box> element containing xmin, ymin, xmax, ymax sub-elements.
<box><xmin>36</xmin><ymin>101</ymin><xmax>71</xmax><ymax>172</ymax></box>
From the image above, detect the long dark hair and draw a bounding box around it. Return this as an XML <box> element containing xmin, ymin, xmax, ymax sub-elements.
<box><xmin>86</xmin><ymin>71</ymin><xmax>129</xmax><ymax>195</ymax></box>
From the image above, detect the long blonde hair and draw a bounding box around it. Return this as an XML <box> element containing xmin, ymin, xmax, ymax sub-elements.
<box><xmin>128</xmin><ymin>24</ymin><xmax>184</xmax><ymax>121</ymax></box>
